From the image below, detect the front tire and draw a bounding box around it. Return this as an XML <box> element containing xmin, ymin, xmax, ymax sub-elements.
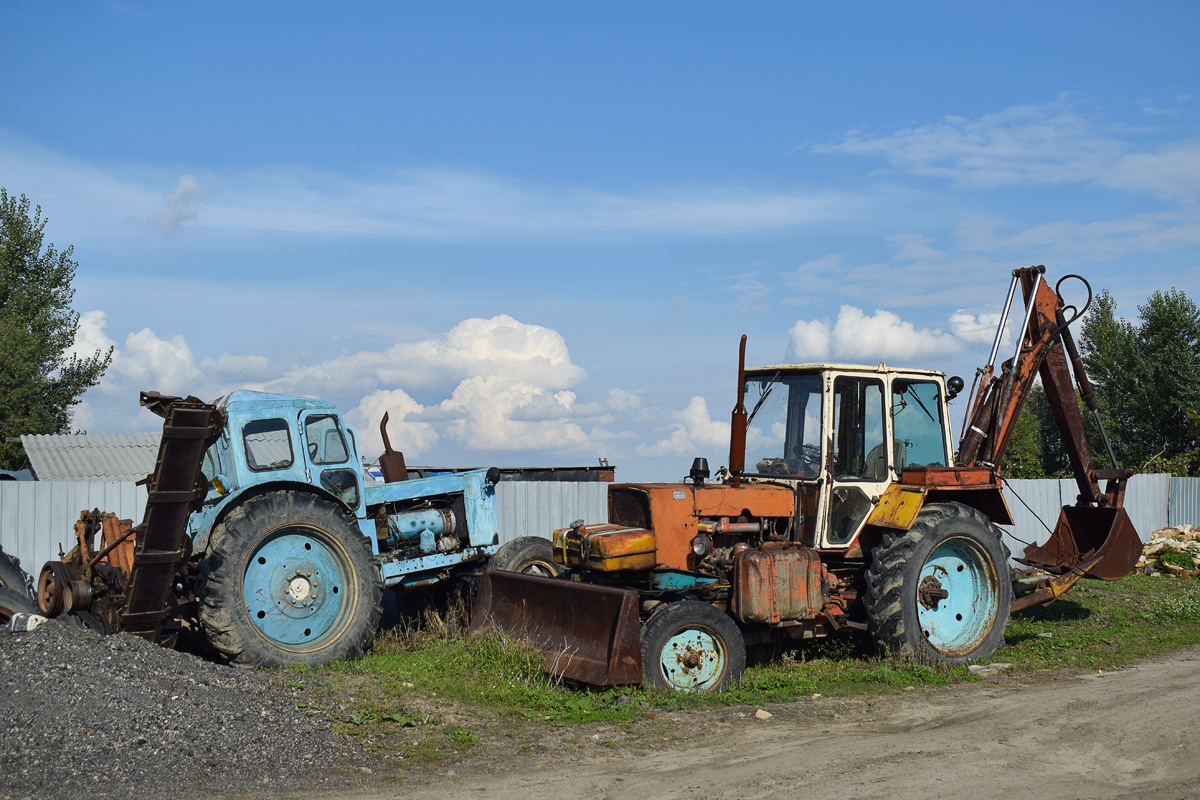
<box><xmin>641</xmin><ymin>600</ymin><xmax>745</xmax><ymax>692</ymax></box>
<box><xmin>197</xmin><ymin>492</ymin><xmax>383</xmax><ymax>668</ymax></box>
<box><xmin>489</xmin><ymin>536</ymin><xmax>562</xmax><ymax>577</ymax></box>
<box><xmin>865</xmin><ymin>502</ymin><xmax>1012</xmax><ymax>664</ymax></box>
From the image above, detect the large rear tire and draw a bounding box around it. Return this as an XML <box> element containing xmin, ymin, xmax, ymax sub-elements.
<box><xmin>641</xmin><ymin>600</ymin><xmax>745</xmax><ymax>692</ymax></box>
<box><xmin>197</xmin><ymin>491</ymin><xmax>383</xmax><ymax>668</ymax></box>
<box><xmin>864</xmin><ymin>502</ymin><xmax>1012</xmax><ymax>665</ymax></box>
<box><xmin>489</xmin><ymin>536</ymin><xmax>562</xmax><ymax>577</ymax></box>
<box><xmin>0</xmin><ymin>547</ymin><xmax>34</xmax><ymax>602</ymax></box>
<box><xmin>0</xmin><ymin>586</ymin><xmax>39</xmax><ymax>628</ymax></box>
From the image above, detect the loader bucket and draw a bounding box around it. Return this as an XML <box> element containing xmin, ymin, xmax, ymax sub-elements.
<box><xmin>1018</xmin><ymin>505</ymin><xmax>1142</xmax><ymax>581</ymax></box>
<box><xmin>469</xmin><ymin>570</ymin><xmax>643</xmax><ymax>685</ymax></box>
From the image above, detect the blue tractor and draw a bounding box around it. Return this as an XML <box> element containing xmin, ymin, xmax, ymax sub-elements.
<box><xmin>31</xmin><ymin>390</ymin><xmax>513</xmax><ymax>668</ymax></box>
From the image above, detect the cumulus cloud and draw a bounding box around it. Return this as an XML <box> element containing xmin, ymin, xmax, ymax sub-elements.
<box><xmin>787</xmin><ymin>306</ymin><xmax>963</xmax><ymax>364</ymax></box>
<box><xmin>74</xmin><ymin>311</ymin><xmax>619</xmax><ymax>456</ymax></box>
<box><xmin>638</xmin><ymin>396</ymin><xmax>731</xmax><ymax>458</ymax></box>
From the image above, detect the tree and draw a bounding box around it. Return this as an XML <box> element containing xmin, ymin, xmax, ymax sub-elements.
<box><xmin>0</xmin><ymin>190</ymin><xmax>113</xmax><ymax>470</ymax></box>
<box><xmin>1080</xmin><ymin>288</ymin><xmax>1200</xmax><ymax>475</ymax></box>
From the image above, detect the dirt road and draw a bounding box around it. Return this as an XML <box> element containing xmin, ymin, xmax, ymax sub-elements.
<box><xmin>338</xmin><ymin>648</ymin><xmax>1200</xmax><ymax>800</ymax></box>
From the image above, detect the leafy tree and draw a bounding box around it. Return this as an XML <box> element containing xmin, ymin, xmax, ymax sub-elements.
<box><xmin>0</xmin><ymin>190</ymin><xmax>113</xmax><ymax>470</ymax></box>
<box><xmin>1080</xmin><ymin>288</ymin><xmax>1200</xmax><ymax>475</ymax></box>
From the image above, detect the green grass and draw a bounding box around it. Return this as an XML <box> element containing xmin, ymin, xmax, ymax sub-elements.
<box><xmin>291</xmin><ymin>574</ymin><xmax>1200</xmax><ymax>745</ymax></box>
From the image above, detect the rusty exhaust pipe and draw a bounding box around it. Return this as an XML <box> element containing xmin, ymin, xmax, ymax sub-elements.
<box><xmin>728</xmin><ymin>335</ymin><xmax>748</xmax><ymax>488</ymax></box>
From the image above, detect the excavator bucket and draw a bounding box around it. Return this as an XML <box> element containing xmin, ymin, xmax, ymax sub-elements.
<box><xmin>469</xmin><ymin>570</ymin><xmax>643</xmax><ymax>685</ymax></box>
<box><xmin>1018</xmin><ymin>505</ymin><xmax>1142</xmax><ymax>581</ymax></box>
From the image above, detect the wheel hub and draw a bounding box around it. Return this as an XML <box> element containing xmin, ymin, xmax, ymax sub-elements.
<box><xmin>285</xmin><ymin>572</ymin><xmax>319</xmax><ymax>607</ymax></box>
<box><xmin>918</xmin><ymin>573</ymin><xmax>949</xmax><ymax>610</ymax></box>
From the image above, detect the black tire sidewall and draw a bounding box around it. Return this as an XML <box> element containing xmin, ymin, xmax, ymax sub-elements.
<box><xmin>489</xmin><ymin>536</ymin><xmax>561</xmax><ymax>576</ymax></box>
<box><xmin>877</xmin><ymin>503</ymin><xmax>1013</xmax><ymax>665</ymax></box>
<box><xmin>641</xmin><ymin>600</ymin><xmax>746</xmax><ymax>692</ymax></box>
<box><xmin>0</xmin><ymin>549</ymin><xmax>34</xmax><ymax>601</ymax></box>
<box><xmin>198</xmin><ymin>492</ymin><xmax>382</xmax><ymax>667</ymax></box>
<box><xmin>0</xmin><ymin>586</ymin><xmax>39</xmax><ymax>623</ymax></box>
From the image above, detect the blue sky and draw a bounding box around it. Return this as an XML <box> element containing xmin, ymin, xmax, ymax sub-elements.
<box><xmin>3</xmin><ymin>2</ymin><xmax>1199</xmax><ymax>479</ymax></box>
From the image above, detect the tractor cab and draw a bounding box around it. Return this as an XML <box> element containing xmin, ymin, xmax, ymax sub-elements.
<box><xmin>741</xmin><ymin>364</ymin><xmax>956</xmax><ymax>551</ymax></box>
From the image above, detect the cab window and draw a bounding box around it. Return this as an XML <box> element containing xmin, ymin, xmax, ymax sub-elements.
<box><xmin>891</xmin><ymin>380</ymin><xmax>948</xmax><ymax>468</ymax></box>
<box><xmin>832</xmin><ymin>377</ymin><xmax>886</xmax><ymax>480</ymax></box>
<box><xmin>243</xmin><ymin>419</ymin><xmax>294</xmax><ymax>471</ymax></box>
<box><xmin>743</xmin><ymin>374</ymin><xmax>823</xmax><ymax>477</ymax></box>
<box><xmin>305</xmin><ymin>414</ymin><xmax>350</xmax><ymax>465</ymax></box>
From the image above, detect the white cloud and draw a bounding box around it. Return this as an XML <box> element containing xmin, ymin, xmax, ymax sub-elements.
<box><xmin>787</xmin><ymin>306</ymin><xmax>963</xmax><ymax>364</ymax></box>
<box><xmin>949</xmin><ymin>311</ymin><xmax>1004</xmax><ymax>345</ymax></box>
<box><xmin>638</xmin><ymin>396</ymin><xmax>731</xmax><ymax>458</ymax></box>
<box><xmin>350</xmin><ymin>388</ymin><xmax>438</xmax><ymax>460</ymax></box>
<box><xmin>816</xmin><ymin>100</ymin><xmax>1200</xmax><ymax>201</ymax></box>
<box><xmin>0</xmin><ymin>135</ymin><xmax>865</xmax><ymax>245</ymax></box>
<box><xmin>154</xmin><ymin>174</ymin><xmax>204</xmax><ymax>234</ymax></box>
<box><xmin>76</xmin><ymin>311</ymin><xmax>621</xmax><ymax>456</ymax></box>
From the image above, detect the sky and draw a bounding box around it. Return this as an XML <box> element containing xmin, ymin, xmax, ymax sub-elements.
<box><xmin>2</xmin><ymin>2</ymin><xmax>1199</xmax><ymax>480</ymax></box>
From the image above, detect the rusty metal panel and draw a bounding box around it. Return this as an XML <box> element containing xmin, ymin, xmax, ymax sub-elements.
<box><xmin>1170</xmin><ymin>477</ymin><xmax>1200</xmax><ymax>527</ymax></box>
<box><xmin>731</xmin><ymin>543</ymin><xmax>822</xmax><ymax>624</ymax></box>
<box><xmin>470</xmin><ymin>570</ymin><xmax>642</xmax><ymax>685</ymax></box>
<box><xmin>553</xmin><ymin>523</ymin><xmax>657</xmax><ymax>571</ymax></box>
<box><xmin>865</xmin><ymin>484</ymin><xmax>926</xmax><ymax>530</ymax></box>
<box><xmin>902</xmin><ymin>467</ymin><xmax>997</xmax><ymax>487</ymax></box>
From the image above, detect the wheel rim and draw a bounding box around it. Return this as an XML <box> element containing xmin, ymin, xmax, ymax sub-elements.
<box><xmin>915</xmin><ymin>535</ymin><xmax>999</xmax><ymax>657</ymax></box>
<box><xmin>518</xmin><ymin>558</ymin><xmax>557</xmax><ymax>577</ymax></box>
<box><xmin>242</xmin><ymin>528</ymin><xmax>356</xmax><ymax>651</ymax></box>
<box><xmin>657</xmin><ymin>625</ymin><xmax>728</xmax><ymax>692</ymax></box>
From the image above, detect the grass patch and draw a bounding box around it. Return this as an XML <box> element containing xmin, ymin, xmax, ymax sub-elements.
<box><xmin>305</xmin><ymin>574</ymin><xmax>1200</xmax><ymax>739</ymax></box>
<box><xmin>1005</xmin><ymin>573</ymin><xmax>1200</xmax><ymax>671</ymax></box>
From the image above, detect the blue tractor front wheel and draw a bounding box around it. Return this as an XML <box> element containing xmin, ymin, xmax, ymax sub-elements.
<box><xmin>198</xmin><ymin>491</ymin><xmax>383</xmax><ymax>668</ymax></box>
<box><xmin>864</xmin><ymin>502</ymin><xmax>1013</xmax><ymax>664</ymax></box>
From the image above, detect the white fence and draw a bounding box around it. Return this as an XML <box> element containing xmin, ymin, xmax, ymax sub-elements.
<box><xmin>2</xmin><ymin>475</ymin><xmax>1197</xmax><ymax>579</ymax></box>
<box><xmin>0</xmin><ymin>480</ymin><xmax>609</xmax><ymax>578</ymax></box>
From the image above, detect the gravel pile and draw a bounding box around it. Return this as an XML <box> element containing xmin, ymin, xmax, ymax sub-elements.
<box><xmin>0</xmin><ymin>621</ymin><xmax>370</xmax><ymax>800</ymax></box>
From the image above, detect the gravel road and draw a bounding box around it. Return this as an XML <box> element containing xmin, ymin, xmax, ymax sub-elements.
<box><xmin>0</xmin><ymin>621</ymin><xmax>369</xmax><ymax>800</ymax></box>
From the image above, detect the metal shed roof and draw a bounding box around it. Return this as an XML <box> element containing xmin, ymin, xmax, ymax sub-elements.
<box><xmin>21</xmin><ymin>433</ymin><xmax>162</xmax><ymax>481</ymax></box>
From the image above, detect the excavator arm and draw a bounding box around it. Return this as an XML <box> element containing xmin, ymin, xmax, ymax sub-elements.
<box><xmin>956</xmin><ymin>266</ymin><xmax>1141</xmax><ymax>593</ymax></box>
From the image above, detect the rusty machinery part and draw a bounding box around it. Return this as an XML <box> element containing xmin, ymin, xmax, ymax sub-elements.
<box><xmin>120</xmin><ymin>393</ymin><xmax>224</xmax><ymax>643</ymax></box>
<box><xmin>37</xmin><ymin>560</ymin><xmax>91</xmax><ymax>617</ymax></box>
<box><xmin>196</xmin><ymin>491</ymin><xmax>383</xmax><ymax>668</ymax></box>
<box><xmin>488</xmin><ymin>536</ymin><xmax>563</xmax><ymax>578</ymax></box>
<box><xmin>640</xmin><ymin>600</ymin><xmax>746</xmax><ymax>693</ymax></box>
<box><xmin>378</xmin><ymin>411</ymin><xmax>409</xmax><ymax>483</ymax></box>
<box><xmin>0</xmin><ymin>546</ymin><xmax>35</xmax><ymax>602</ymax></box>
<box><xmin>470</xmin><ymin>569</ymin><xmax>643</xmax><ymax>685</ymax></box>
<box><xmin>864</xmin><ymin>502</ymin><xmax>1012</xmax><ymax>665</ymax></box>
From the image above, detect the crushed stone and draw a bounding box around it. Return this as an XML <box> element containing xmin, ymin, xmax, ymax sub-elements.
<box><xmin>0</xmin><ymin>621</ymin><xmax>368</xmax><ymax>800</ymax></box>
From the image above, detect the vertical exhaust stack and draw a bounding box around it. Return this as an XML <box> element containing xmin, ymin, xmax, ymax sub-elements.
<box><xmin>378</xmin><ymin>412</ymin><xmax>408</xmax><ymax>483</ymax></box>
<box><xmin>728</xmin><ymin>335</ymin><xmax>748</xmax><ymax>488</ymax></box>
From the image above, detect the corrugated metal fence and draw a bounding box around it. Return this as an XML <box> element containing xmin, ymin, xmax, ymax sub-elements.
<box><xmin>0</xmin><ymin>480</ymin><xmax>608</xmax><ymax>578</ymax></box>
<box><xmin>0</xmin><ymin>481</ymin><xmax>148</xmax><ymax>579</ymax></box>
<box><xmin>3</xmin><ymin>476</ymin><xmax>1199</xmax><ymax>579</ymax></box>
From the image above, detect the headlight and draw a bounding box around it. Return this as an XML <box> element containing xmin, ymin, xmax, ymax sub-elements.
<box><xmin>691</xmin><ymin>533</ymin><xmax>713</xmax><ymax>557</ymax></box>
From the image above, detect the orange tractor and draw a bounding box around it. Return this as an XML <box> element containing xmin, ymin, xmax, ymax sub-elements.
<box><xmin>471</xmin><ymin>266</ymin><xmax>1142</xmax><ymax>691</ymax></box>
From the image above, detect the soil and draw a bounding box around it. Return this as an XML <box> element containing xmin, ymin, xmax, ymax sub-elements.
<box><xmin>4</xmin><ymin>620</ymin><xmax>1200</xmax><ymax>800</ymax></box>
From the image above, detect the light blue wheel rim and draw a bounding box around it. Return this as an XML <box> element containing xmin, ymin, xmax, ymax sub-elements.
<box><xmin>241</xmin><ymin>529</ymin><xmax>352</xmax><ymax>650</ymax></box>
<box><xmin>916</xmin><ymin>536</ymin><xmax>998</xmax><ymax>657</ymax></box>
<box><xmin>658</xmin><ymin>626</ymin><xmax>727</xmax><ymax>692</ymax></box>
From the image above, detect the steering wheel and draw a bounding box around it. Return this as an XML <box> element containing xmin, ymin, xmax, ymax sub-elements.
<box><xmin>788</xmin><ymin>443</ymin><xmax>821</xmax><ymax>476</ymax></box>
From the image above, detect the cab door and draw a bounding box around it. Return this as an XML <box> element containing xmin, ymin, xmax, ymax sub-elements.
<box><xmin>299</xmin><ymin>413</ymin><xmax>363</xmax><ymax>514</ymax></box>
<box><xmin>820</xmin><ymin>373</ymin><xmax>891</xmax><ymax>549</ymax></box>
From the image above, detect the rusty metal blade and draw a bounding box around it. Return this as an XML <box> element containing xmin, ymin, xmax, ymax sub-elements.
<box><xmin>469</xmin><ymin>571</ymin><xmax>643</xmax><ymax>685</ymax></box>
<box><xmin>1018</xmin><ymin>505</ymin><xmax>1141</xmax><ymax>581</ymax></box>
